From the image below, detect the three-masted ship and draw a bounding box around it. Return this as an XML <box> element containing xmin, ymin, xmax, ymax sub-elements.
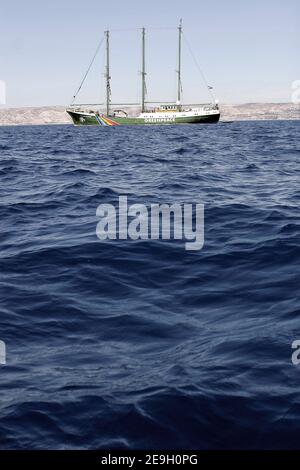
<box><xmin>67</xmin><ymin>20</ymin><xmax>220</xmax><ymax>126</ymax></box>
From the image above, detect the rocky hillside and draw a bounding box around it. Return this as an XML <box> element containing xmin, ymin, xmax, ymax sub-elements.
<box><xmin>0</xmin><ymin>103</ymin><xmax>299</xmax><ymax>126</ymax></box>
<box><xmin>0</xmin><ymin>106</ymin><xmax>71</xmax><ymax>126</ymax></box>
<box><xmin>221</xmin><ymin>103</ymin><xmax>300</xmax><ymax>121</ymax></box>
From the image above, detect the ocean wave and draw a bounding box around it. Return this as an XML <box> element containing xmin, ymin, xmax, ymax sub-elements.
<box><xmin>0</xmin><ymin>121</ymin><xmax>299</xmax><ymax>449</ymax></box>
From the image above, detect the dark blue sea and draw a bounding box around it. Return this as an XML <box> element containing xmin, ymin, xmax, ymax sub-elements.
<box><xmin>0</xmin><ymin>121</ymin><xmax>299</xmax><ymax>450</ymax></box>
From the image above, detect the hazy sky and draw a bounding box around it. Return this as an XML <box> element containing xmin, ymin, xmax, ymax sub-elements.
<box><xmin>1</xmin><ymin>0</ymin><xmax>299</xmax><ymax>107</ymax></box>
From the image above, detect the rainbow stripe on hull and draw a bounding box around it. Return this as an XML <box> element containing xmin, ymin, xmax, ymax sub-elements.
<box><xmin>94</xmin><ymin>114</ymin><xmax>120</xmax><ymax>126</ymax></box>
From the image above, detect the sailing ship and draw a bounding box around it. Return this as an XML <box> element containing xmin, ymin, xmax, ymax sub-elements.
<box><xmin>67</xmin><ymin>20</ymin><xmax>220</xmax><ymax>126</ymax></box>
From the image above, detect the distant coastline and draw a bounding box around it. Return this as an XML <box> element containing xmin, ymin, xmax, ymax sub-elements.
<box><xmin>0</xmin><ymin>103</ymin><xmax>299</xmax><ymax>126</ymax></box>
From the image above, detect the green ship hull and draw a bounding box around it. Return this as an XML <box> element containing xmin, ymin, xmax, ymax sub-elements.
<box><xmin>67</xmin><ymin>109</ymin><xmax>221</xmax><ymax>126</ymax></box>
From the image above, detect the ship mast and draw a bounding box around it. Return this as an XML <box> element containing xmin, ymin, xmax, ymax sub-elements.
<box><xmin>141</xmin><ymin>27</ymin><xmax>146</xmax><ymax>113</ymax></box>
<box><xmin>105</xmin><ymin>30</ymin><xmax>111</xmax><ymax>116</ymax></box>
<box><xmin>177</xmin><ymin>18</ymin><xmax>182</xmax><ymax>108</ymax></box>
